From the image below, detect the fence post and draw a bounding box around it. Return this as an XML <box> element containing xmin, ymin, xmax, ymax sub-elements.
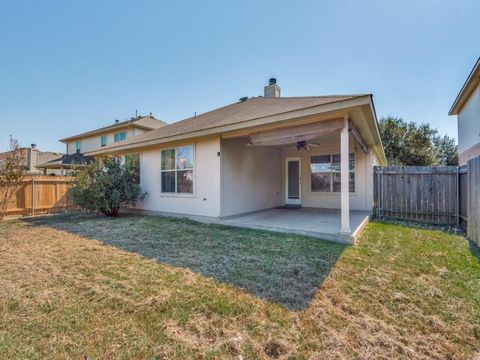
<box><xmin>456</xmin><ymin>166</ymin><xmax>460</xmax><ymax>229</ymax></box>
<box><xmin>374</xmin><ymin>166</ymin><xmax>380</xmax><ymax>219</ymax></box>
<box><xmin>31</xmin><ymin>177</ymin><xmax>35</xmax><ymax>216</ymax></box>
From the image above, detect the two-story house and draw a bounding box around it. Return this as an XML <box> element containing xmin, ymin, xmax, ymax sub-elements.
<box><xmin>60</xmin><ymin>115</ymin><xmax>167</xmax><ymax>155</ymax></box>
<box><xmin>449</xmin><ymin>57</ymin><xmax>480</xmax><ymax>165</ymax></box>
<box><xmin>39</xmin><ymin>115</ymin><xmax>166</xmax><ymax>174</ymax></box>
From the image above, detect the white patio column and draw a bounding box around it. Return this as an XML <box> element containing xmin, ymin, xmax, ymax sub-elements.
<box><xmin>340</xmin><ymin>116</ymin><xmax>350</xmax><ymax>233</ymax></box>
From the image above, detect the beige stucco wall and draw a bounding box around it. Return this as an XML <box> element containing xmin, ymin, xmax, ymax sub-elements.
<box><xmin>220</xmin><ymin>138</ymin><xmax>283</xmax><ymax>217</ymax></box>
<box><xmin>283</xmin><ymin>139</ymin><xmax>376</xmax><ymax>211</ymax></box>
<box><xmin>66</xmin><ymin>127</ymin><xmax>147</xmax><ymax>154</ymax></box>
<box><xmin>135</xmin><ymin>136</ymin><xmax>221</xmax><ymax>217</ymax></box>
<box><xmin>458</xmin><ymin>85</ymin><xmax>480</xmax><ymax>164</ymax></box>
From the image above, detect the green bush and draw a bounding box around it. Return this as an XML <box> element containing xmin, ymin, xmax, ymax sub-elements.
<box><xmin>70</xmin><ymin>156</ymin><xmax>145</xmax><ymax>217</ymax></box>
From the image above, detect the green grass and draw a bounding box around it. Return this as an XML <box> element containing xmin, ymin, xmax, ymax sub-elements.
<box><xmin>26</xmin><ymin>214</ymin><xmax>346</xmax><ymax>310</ymax></box>
<box><xmin>0</xmin><ymin>214</ymin><xmax>479</xmax><ymax>359</ymax></box>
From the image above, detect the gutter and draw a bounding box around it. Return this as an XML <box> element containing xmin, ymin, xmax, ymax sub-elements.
<box><xmin>87</xmin><ymin>96</ymin><xmax>374</xmax><ymax>156</ymax></box>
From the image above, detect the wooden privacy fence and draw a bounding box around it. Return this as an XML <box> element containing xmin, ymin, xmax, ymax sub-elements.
<box><xmin>373</xmin><ymin>166</ymin><xmax>461</xmax><ymax>226</ymax></box>
<box><xmin>2</xmin><ymin>176</ymin><xmax>78</xmax><ymax>217</ymax></box>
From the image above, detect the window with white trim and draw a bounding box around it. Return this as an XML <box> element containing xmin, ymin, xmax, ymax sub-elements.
<box><xmin>101</xmin><ymin>135</ymin><xmax>107</xmax><ymax>147</ymax></box>
<box><xmin>310</xmin><ymin>153</ymin><xmax>355</xmax><ymax>192</ymax></box>
<box><xmin>114</xmin><ymin>131</ymin><xmax>126</xmax><ymax>142</ymax></box>
<box><xmin>161</xmin><ymin>145</ymin><xmax>194</xmax><ymax>193</ymax></box>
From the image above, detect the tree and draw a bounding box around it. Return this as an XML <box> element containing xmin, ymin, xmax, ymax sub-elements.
<box><xmin>70</xmin><ymin>156</ymin><xmax>145</xmax><ymax>217</ymax></box>
<box><xmin>378</xmin><ymin>116</ymin><xmax>458</xmax><ymax>166</ymax></box>
<box><xmin>433</xmin><ymin>135</ymin><xmax>458</xmax><ymax>166</ymax></box>
<box><xmin>0</xmin><ymin>136</ymin><xmax>27</xmax><ymax>219</ymax></box>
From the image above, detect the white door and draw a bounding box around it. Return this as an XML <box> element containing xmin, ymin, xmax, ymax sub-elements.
<box><xmin>285</xmin><ymin>158</ymin><xmax>301</xmax><ymax>205</ymax></box>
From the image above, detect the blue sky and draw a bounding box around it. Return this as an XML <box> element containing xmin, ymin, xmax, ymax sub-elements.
<box><xmin>0</xmin><ymin>0</ymin><xmax>478</xmax><ymax>152</ymax></box>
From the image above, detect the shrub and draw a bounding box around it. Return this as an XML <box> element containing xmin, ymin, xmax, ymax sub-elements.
<box><xmin>70</xmin><ymin>156</ymin><xmax>145</xmax><ymax>216</ymax></box>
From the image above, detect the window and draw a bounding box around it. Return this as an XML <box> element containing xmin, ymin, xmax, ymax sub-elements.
<box><xmin>114</xmin><ymin>131</ymin><xmax>126</xmax><ymax>142</ymax></box>
<box><xmin>125</xmin><ymin>154</ymin><xmax>140</xmax><ymax>184</ymax></box>
<box><xmin>161</xmin><ymin>146</ymin><xmax>194</xmax><ymax>194</ymax></box>
<box><xmin>101</xmin><ymin>135</ymin><xmax>107</xmax><ymax>147</ymax></box>
<box><xmin>75</xmin><ymin>141</ymin><xmax>81</xmax><ymax>154</ymax></box>
<box><xmin>311</xmin><ymin>153</ymin><xmax>355</xmax><ymax>192</ymax></box>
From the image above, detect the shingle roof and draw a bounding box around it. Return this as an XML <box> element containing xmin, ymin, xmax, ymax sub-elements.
<box><xmin>60</xmin><ymin>115</ymin><xmax>167</xmax><ymax>142</ymax></box>
<box><xmin>95</xmin><ymin>95</ymin><xmax>367</xmax><ymax>152</ymax></box>
<box><xmin>38</xmin><ymin>153</ymin><xmax>95</xmax><ymax>169</ymax></box>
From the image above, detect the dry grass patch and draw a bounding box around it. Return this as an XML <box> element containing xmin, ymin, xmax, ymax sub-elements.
<box><xmin>0</xmin><ymin>214</ymin><xmax>479</xmax><ymax>359</ymax></box>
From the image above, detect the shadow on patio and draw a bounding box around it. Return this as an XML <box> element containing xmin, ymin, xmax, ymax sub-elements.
<box><xmin>24</xmin><ymin>213</ymin><xmax>346</xmax><ymax>311</ymax></box>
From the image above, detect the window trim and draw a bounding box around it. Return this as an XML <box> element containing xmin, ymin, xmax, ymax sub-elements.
<box><xmin>309</xmin><ymin>152</ymin><xmax>356</xmax><ymax>193</ymax></box>
<box><xmin>160</xmin><ymin>145</ymin><xmax>195</xmax><ymax>196</ymax></box>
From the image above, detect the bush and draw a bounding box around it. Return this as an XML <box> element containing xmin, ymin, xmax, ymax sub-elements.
<box><xmin>70</xmin><ymin>156</ymin><xmax>145</xmax><ymax>216</ymax></box>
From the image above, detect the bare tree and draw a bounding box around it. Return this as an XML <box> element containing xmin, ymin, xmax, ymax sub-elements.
<box><xmin>0</xmin><ymin>136</ymin><xmax>27</xmax><ymax>219</ymax></box>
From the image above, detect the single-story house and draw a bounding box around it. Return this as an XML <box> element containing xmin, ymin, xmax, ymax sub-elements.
<box><xmin>87</xmin><ymin>79</ymin><xmax>387</xmax><ymax>243</ymax></box>
<box><xmin>37</xmin><ymin>152</ymin><xmax>95</xmax><ymax>175</ymax></box>
<box><xmin>449</xmin><ymin>57</ymin><xmax>480</xmax><ymax>165</ymax></box>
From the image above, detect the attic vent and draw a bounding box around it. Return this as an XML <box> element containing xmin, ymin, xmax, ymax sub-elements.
<box><xmin>239</xmin><ymin>96</ymin><xmax>248</xmax><ymax>102</ymax></box>
<box><xmin>115</xmin><ymin>119</ymin><xmax>120</xmax><ymax>124</ymax></box>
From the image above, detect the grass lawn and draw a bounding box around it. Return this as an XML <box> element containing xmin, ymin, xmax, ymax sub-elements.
<box><xmin>0</xmin><ymin>214</ymin><xmax>479</xmax><ymax>359</ymax></box>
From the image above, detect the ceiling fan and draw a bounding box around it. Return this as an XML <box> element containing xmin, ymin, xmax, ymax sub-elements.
<box><xmin>294</xmin><ymin>140</ymin><xmax>320</xmax><ymax>151</ymax></box>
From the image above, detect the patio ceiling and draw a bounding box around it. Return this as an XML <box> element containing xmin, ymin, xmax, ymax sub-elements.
<box><xmin>247</xmin><ymin>117</ymin><xmax>368</xmax><ymax>153</ymax></box>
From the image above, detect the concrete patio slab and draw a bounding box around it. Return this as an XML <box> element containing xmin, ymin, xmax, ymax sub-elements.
<box><xmin>220</xmin><ymin>207</ymin><xmax>370</xmax><ymax>244</ymax></box>
<box><xmin>132</xmin><ymin>207</ymin><xmax>371</xmax><ymax>244</ymax></box>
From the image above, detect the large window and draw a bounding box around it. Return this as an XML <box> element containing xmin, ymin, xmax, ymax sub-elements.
<box><xmin>114</xmin><ymin>131</ymin><xmax>126</xmax><ymax>142</ymax></box>
<box><xmin>161</xmin><ymin>145</ymin><xmax>194</xmax><ymax>194</ymax></box>
<box><xmin>311</xmin><ymin>153</ymin><xmax>355</xmax><ymax>192</ymax></box>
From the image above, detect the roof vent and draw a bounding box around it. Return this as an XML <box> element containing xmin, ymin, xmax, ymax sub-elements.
<box><xmin>239</xmin><ymin>96</ymin><xmax>248</xmax><ymax>102</ymax></box>
<box><xmin>115</xmin><ymin>119</ymin><xmax>120</xmax><ymax>124</ymax></box>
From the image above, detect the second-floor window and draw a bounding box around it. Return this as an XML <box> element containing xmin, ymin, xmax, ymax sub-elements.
<box><xmin>114</xmin><ymin>131</ymin><xmax>126</xmax><ymax>142</ymax></box>
<box><xmin>75</xmin><ymin>141</ymin><xmax>81</xmax><ymax>154</ymax></box>
<box><xmin>101</xmin><ymin>135</ymin><xmax>107</xmax><ymax>147</ymax></box>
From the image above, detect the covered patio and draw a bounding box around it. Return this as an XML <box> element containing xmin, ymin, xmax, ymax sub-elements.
<box><xmin>220</xmin><ymin>207</ymin><xmax>371</xmax><ymax>244</ymax></box>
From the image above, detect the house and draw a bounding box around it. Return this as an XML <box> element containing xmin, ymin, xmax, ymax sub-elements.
<box><xmin>0</xmin><ymin>144</ymin><xmax>63</xmax><ymax>175</ymax></box>
<box><xmin>40</xmin><ymin>115</ymin><xmax>166</xmax><ymax>174</ymax></box>
<box><xmin>60</xmin><ymin>114</ymin><xmax>166</xmax><ymax>155</ymax></box>
<box><xmin>87</xmin><ymin>79</ymin><xmax>386</xmax><ymax>243</ymax></box>
<box><xmin>449</xmin><ymin>57</ymin><xmax>480</xmax><ymax>165</ymax></box>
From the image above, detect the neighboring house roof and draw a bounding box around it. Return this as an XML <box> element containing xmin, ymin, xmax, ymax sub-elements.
<box><xmin>38</xmin><ymin>153</ymin><xmax>95</xmax><ymax>169</ymax></box>
<box><xmin>38</xmin><ymin>151</ymin><xmax>64</xmax><ymax>164</ymax></box>
<box><xmin>59</xmin><ymin>115</ymin><xmax>167</xmax><ymax>142</ymax></box>
<box><xmin>449</xmin><ymin>57</ymin><xmax>480</xmax><ymax>115</ymax></box>
<box><xmin>87</xmin><ymin>95</ymin><xmax>376</xmax><ymax>155</ymax></box>
<box><xmin>0</xmin><ymin>148</ymin><xmax>63</xmax><ymax>169</ymax></box>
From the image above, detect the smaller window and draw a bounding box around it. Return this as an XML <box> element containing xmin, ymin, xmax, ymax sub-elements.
<box><xmin>101</xmin><ymin>135</ymin><xmax>107</xmax><ymax>147</ymax></box>
<box><xmin>114</xmin><ymin>131</ymin><xmax>126</xmax><ymax>142</ymax></box>
<box><xmin>75</xmin><ymin>141</ymin><xmax>81</xmax><ymax>154</ymax></box>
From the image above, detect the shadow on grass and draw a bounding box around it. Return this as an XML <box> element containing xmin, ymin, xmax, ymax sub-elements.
<box><xmin>23</xmin><ymin>213</ymin><xmax>346</xmax><ymax>311</ymax></box>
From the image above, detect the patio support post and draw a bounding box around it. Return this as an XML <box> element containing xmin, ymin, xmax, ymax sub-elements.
<box><xmin>340</xmin><ymin>116</ymin><xmax>351</xmax><ymax>233</ymax></box>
